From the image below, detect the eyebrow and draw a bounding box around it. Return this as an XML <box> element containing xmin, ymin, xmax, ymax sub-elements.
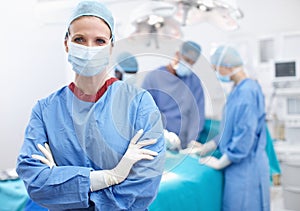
<box><xmin>95</xmin><ymin>35</ymin><xmax>111</xmax><ymax>40</ymax></box>
<box><xmin>70</xmin><ymin>32</ymin><xmax>110</xmax><ymax>39</ymax></box>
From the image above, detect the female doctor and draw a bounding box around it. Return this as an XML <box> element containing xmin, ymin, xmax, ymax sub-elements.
<box><xmin>16</xmin><ymin>1</ymin><xmax>165</xmax><ymax>210</ymax></box>
<box><xmin>198</xmin><ymin>46</ymin><xmax>270</xmax><ymax>211</ymax></box>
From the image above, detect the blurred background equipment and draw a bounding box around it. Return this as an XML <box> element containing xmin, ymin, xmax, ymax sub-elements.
<box><xmin>127</xmin><ymin>0</ymin><xmax>243</xmax><ymax>48</ymax></box>
<box><xmin>164</xmin><ymin>0</ymin><xmax>243</xmax><ymax>29</ymax></box>
<box><xmin>128</xmin><ymin>1</ymin><xmax>183</xmax><ymax>48</ymax></box>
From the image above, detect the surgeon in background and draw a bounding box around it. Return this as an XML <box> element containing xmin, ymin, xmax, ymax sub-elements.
<box><xmin>197</xmin><ymin>46</ymin><xmax>270</xmax><ymax>211</ymax></box>
<box><xmin>142</xmin><ymin>41</ymin><xmax>205</xmax><ymax>150</ymax></box>
<box><xmin>16</xmin><ymin>1</ymin><xmax>165</xmax><ymax>210</ymax></box>
<box><xmin>115</xmin><ymin>52</ymin><xmax>182</xmax><ymax>151</ymax></box>
<box><xmin>114</xmin><ymin>52</ymin><xmax>139</xmax><ymax>84</ymax></box>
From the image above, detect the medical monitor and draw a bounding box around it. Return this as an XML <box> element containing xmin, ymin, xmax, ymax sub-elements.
<box><xmin>274</xmin><ymin>60</ymin><xmax>299</xmax><ymax>81</ymax></box>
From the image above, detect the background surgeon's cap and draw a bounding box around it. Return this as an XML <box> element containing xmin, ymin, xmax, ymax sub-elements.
<box><xmin>67</xmin><ymin>0</ymin><xmax>115</xmax><ymax>42</ymax></box>
<box><xmin>180</xmin><ymin>41</ymin><xmax>202</xmax><ymax>62</ymax></box>
<box><xmin>116</xmin><ymin>52</ymin><xmax>138</xmax><ymax>73</ymax></box>
<box><xmin>210</xmin><ymin>46</ymin><xmax>243</xmax><ymax>68</ymax></box>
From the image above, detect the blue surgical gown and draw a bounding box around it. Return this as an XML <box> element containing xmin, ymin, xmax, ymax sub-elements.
<box><xmin>16</xmin><ymin>80</ymin><xmax>165</xmax><ymax>210</ymax></box>
<box><xmin>142</xmin><ymin>66</ymin><xmax>205</xmax><ymax>149</ymax></box>
<box><xmin>216</xmin><ymin>79</ymin><xmax>270</xmax><ymax>211</ymax></box>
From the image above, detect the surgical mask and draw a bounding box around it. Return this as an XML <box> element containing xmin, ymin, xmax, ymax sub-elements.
<box><xmin>67</xmin><ymin>41</ymin><xmax>110</xmax><ymax>77</ymax></box>
<box><xmin>120</xmin><ymin>72</ymin><xmax>137</xmax><ymax>84</ymax></box>
<box><xmin>122</xmin><ymin>73</ymin><xmax>134</xmax><ymax>81</ymax></box>
<box><xmin>216</xmin><ymin>72</ymin><xmax>231</xmax><ymax>83</ymax></box>
<box><xmin>216</xmin><ymin>67</ymin><xmax>242</xmax><ymax>83</ymax></box>
<box><xmin>175</xmin><ymin>60</ymin><xmax>193</xmax><ymax>77</ymax></box>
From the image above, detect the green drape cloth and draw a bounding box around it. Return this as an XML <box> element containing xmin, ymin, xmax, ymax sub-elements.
<box><xmin>0</xmin><ymin>179</ymin><xmax>28</xmax><ymax>211</ymax></box>
<box><xmin>149</xmin><ymin>151</ymin><xmax>223</xmax><ymax>211</ymax></box>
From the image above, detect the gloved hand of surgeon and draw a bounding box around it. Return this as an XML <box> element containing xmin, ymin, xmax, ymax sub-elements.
<box><xmin>199</xmin><ymin>154</ymin><xmax>231</xmax><ymax>170</ymax></box>
<box><xmin>164</xmin><ymin>129</ymin><xmax>181</xmax><ymax>151</ymax></box>
<box><xmin>32</xmin><ymin>129</ymin><xmax>158</xmax><ymax>192</ymax></box>
<box><xmin>179</xmin><ymin>140</ymin><xmax>217</xmax><ymax>156</ymax></box>
<box><xmin>90</xmin><ymin>129</ymin><xmax>158</xmax><ymax>191</ymax></box>
<box><xmin>32</xmin><ymin>143</ymin><xmax>56</xmax><ymax>168</ymax></box>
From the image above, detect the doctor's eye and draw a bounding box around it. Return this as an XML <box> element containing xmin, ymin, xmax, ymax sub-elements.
<box><xmin>73</xmin><ymin>37</ymin><xmax>85</xmax><ymax>44</ymax></box>
<box><xmin>95</xmin><ymin>38</ymin><xmax>107</xmax><ymax>45</ymax></box>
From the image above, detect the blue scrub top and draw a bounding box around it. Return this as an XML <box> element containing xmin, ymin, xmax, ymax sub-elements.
<box><xmin>142</xmin><ymin>66</ymin><xmax>205</xmax><ymax>149</ymax></box>
<box><xmin>216</xmin><ymin>78</ymin><xmax>270</xmax><ymax>211</ymax></box>
<box><xmin>16</xmin><ymin>81</ymin><xmax>165</xmax><ymax>210</ymax></box>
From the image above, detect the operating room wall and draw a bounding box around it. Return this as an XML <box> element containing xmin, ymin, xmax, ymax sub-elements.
<box><xmin>0</xmin><ymin>0</ymin><xmax>69</xmax><ymax>170</ymax></box>
<box><xmin>1</xmin><ymin>0</ymin><xmax>300</xmax><ymax>170</ymax></box>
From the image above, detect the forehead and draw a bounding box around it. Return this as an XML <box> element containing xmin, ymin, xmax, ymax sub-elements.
<box><xmin>69</xmin><ymin>16</ymin><xmax>111</xmax><ymax>36</ymax></box>
<box><xmin>181</xmin><ymin>50</ymin><xmax>198</xmax><ymax>64</ymax></box>
<box><xmin>213</xmin><ymin>65</ymin><xmax>230</xmax><ymax>72</ymax></box>
<box><xmin>186</xmin><ymin>49</ymin><xmax>198</xmax><ymax>57</ymax></box>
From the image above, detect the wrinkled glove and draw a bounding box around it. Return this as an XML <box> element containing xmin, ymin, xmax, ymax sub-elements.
<box><xmin>179</xmin><ymin>140</ymin><xmax>202</xmax><ymax>154</ymax></box>
<box><xmin>197</xmin><ymin>140</ymin><xmax>217</xmax><ymax>156</ymax></box>
<box><xmin>164</xmin><ymin>129</ymin><xmax>181</xmax><ymax>151</ymax></box>
<box><xmin>179</xmin><ymin>140</ymin><xmax>217</xmax><ymax>156</ymax></box>
<box><xmin>32</xmin><ymin>143</ymin><xmax>56</xmax><ymax>168</ymax></box>
<box><xmin>90</xmin><ymin>129</ymin><xmax>158</xmax><ymax>192</ymax></box>
<box><xmin>199</xmin><ymin>154</ymin><xmax>231</xmax><ymax>170</ymax></box>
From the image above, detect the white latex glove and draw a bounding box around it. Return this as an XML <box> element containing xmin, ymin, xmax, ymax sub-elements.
<box><xmin>197</xmin><ymin>140</ymin><xmax>217</xmax><ymax>156</ymax></box>
<box><xmin>179</xmin><ymin>140</ymin><xmax>203</xmax><ymax>154</ymax></box>
<box><xmin>180</xmin><ymin>140</ymin><xmax>217</xmax><ymax>156</ymax></box>
<box><xmin>32</xmin><ymin>143</ymin><xmax>56</xmax><ymax>168</ymax></box>
<box><xmin>164</xmin><ymin>129</ymin><xmax>181</xmax><ymax>151</ymax></box>
<box><xmin>199</xmin><ymin>154</ymin><xmax>231</xmax><ymax>170</ymax></box>
<box><xmin>90</xmin><ymin>129</ymin><xmax>158</xmax><ymax>192</ymax></box>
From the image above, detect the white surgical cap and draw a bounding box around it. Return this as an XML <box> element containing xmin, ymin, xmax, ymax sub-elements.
<box><xmin>67</xmin><ymin>0</ymin><xmax>115</xmax><ymax>41</ymax></box>
<box><xmin>116</xmin><ymin>52</ymin><xmax>138</xmax><ymax>73</ymax></box>
<box><xmin>180</xmin><ymin>41</ymin><xmax>202</xmax><ymax>62</ymax></box>
<box><xmin>211</xmin><ymin>46</ymin><xmax>243</xmax><ymax>68</ymax></box>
